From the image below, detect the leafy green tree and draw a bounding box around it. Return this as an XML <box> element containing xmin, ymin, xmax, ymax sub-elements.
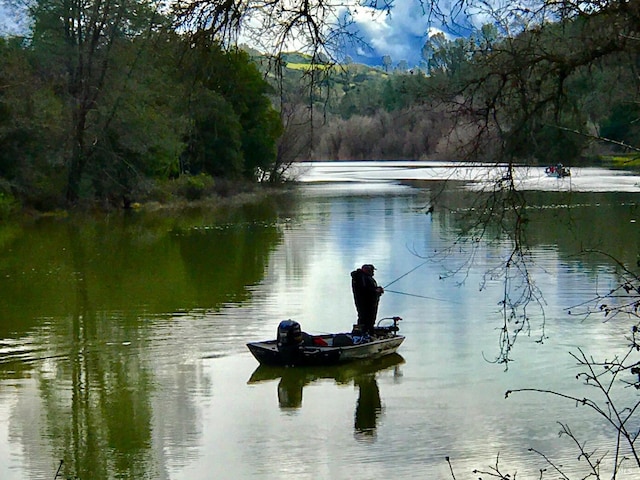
<box><xmin>0</xmin><ymin>36</ymin><xmax>67</xmax><ymax>207</ymax></box>
<box><xmin>182</xmin><ymin>88</ymin><xmax>244</xmax><ymax>177</ymax></box>
<box><xmin>88</xmin><ymin>33</ymin><xmax>188</xmax><ymax>204</ymax></box>
<box><xmin>383</xmin><ymin>71</ymin><xmax>430</xmax><ymax>112</ymax></box>
<box><xmin>0</xmin><ymin>0</ymin><xmax>285</xmax><ymax>207</ymax></box>
<box><xmin>336</xmin><ymin>77</ymin><xmax>386</xmax><ymax>118</ymax></box>
<box><xmin>382</xmin><ymin>55</ymin><xmax>392</xmax><ymax>72</ymax></box>
<box><xmin>178</xmin><ymin>42</ymin><xmax>282</xmax><ymax>179</ymax></box>
<box><xmin>599</xmin><ymin>102</ymin><xmax>640</xmax><ymax>148</ymax></box>
<box><xmin>381</xmin><ymin>79</ymin><xmax>400</xmax><ymax>112</ymax></box>
<box><xmin>223</xmin><ymin>50</ymin><xmax>282</xmax><ymax>178</ymax></box>
<box><xmin>426</xmin><ymin>34</ymin><xmax>469</xmax><ymax>79</ymax></box>
<box><xmin>29</xmin><ymin>0</ymin><xmax>170</xmax><ymax>203</ymax></box>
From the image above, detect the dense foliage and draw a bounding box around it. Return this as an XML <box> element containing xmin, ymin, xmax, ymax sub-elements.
<box><xmin>0</xmin><ymin>0</ymin><xmax>282</xmax><ymax>211</ymax></box>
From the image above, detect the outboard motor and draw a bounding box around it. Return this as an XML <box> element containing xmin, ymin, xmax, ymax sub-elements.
<box><xmin>277</xmin><ymin>320</ymin><xmax>303</xmax><ymax>365</ymax></box>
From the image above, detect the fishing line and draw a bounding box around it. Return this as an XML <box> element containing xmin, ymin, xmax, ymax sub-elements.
<box><xmin>385</xmin><ymin>289</ymin><xmax>459</xmax><ymax>304</ymax></box>
<box><xmin>383</xmin><ymin>259</ymin><xmax>430</xmax><ymax>289</ymax></box>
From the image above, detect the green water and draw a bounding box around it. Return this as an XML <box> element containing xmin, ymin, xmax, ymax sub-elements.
<box><xmin>1</xmin><ymin>171</ymin><xmax>639</xmax><ymax>479</ymax></box>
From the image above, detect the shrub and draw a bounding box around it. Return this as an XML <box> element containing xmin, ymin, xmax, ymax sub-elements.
<box><xmin>0</xmin><ymin>191</ymin><xmax>17</xmax><ymax>220</ymax></box>
<box><xmin>177</xmin><ymin>173</ymin><xmax>216</xmax><ymax>200</ymax></box>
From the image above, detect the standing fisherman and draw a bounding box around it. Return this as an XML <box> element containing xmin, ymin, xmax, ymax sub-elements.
<box><xmin>351</xmin><ymin>264</ymin><xmax>384</xmax><ymax>335</ymax></box>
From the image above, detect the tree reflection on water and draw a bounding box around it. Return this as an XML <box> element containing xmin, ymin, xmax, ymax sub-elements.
<box><xmin>0</xmin><ymin>200</ymin><xmax>285</xmax><ymax>480</ymax></box>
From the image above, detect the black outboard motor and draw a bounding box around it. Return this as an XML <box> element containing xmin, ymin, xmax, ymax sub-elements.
<box><xmin>277</xmin><ymin>320</ymin><xmax>303</xmax><ymax>365</ymax></box>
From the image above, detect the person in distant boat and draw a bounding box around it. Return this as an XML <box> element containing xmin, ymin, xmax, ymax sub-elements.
<box><xmin>351</xmin><ymin>264</ymin><xmax>384</xmax><ymax>335</ymax></box>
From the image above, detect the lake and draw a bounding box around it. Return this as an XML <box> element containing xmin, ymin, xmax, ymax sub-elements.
<box><xmin>1</xmin><ymin>161</ymin><xmax>640</xmax><ymax>479</ymax></box>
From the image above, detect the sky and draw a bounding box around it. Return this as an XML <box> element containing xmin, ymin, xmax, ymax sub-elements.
<box><xmin>0</xmin><ymin>1</ymin><xmax>28</xmax><ymax>37</ymax></box>
<box><xmin>336</xmin><ymin>0</ymin><xmax>474</xmax><ymax>67</ymax></box>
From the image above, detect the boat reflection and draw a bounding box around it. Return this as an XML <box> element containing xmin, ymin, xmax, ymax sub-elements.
<box><xmin>248</xmin><ymin>353</ymin><xmax>404</xmax><ymax>437</ymax></box>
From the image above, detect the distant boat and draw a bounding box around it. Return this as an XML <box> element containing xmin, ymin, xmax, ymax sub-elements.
<box><xmin>545</xmin><ymin>164</ymin><xmax>571</xmax><ymax>177</ymax></box>
<box><xmin>246</xmin><ymin>317</ymin><xmax>405</xmax><ymax>367</ymax></box>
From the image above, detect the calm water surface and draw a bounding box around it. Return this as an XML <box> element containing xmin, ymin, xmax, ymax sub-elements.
<box><xmin>2</xmin><ymin>162</ymin><xmax>640</xmax><ymax>479</ymax></box>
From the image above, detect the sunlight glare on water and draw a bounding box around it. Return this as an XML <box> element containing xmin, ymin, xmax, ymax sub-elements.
<box><xmin>294</xmin><ymin>160</ymin><xmax>640</xmax><ymax>193</ymax></box>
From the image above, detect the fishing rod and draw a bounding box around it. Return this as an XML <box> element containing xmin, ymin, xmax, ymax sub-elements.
<box><xmin>383</xmin><ymin>259</ymin><xmax>431</xmax><ymax>289</ymax></box>
<box><xmin>384</xmin><ymin>289</ymin><xmax>459</xmax><ymax>304</ymax></box>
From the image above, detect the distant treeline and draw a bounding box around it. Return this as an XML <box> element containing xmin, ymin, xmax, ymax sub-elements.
<box><xmin>272</xmin><ymin>8</ymin><xmax>640</xmax><ymax>165</ymax></box>
<box><xmin>258</xmin><ymin>53</ymin><xmax>471</xmax><ymax>163</ymax></box>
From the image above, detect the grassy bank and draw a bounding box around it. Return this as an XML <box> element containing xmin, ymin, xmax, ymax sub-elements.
<box><xmin>4</xmin><ymin>175</ymin><xmax>292</xmax><ymax>221</ymax></box>
<box><xmin>598</xmin><ymin>153</ymin><xmax>640</xmax><ymax>168</ymax></box>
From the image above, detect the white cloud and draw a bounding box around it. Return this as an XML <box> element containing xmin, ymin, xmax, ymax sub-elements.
<box><xmin>0</xmin><ymin>2</ymin><xmax>31</xmax><ymax>37</ymax></box>
<box><xmin>337</xmin><ymin>0</ymin><xmax>473</xmax><ymax>67</ymax></box>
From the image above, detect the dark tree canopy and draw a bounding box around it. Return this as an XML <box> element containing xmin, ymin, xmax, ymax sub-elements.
<box><xmin>0</xmin><ymin>0</ymin><xmax>283</xmax><ymax>209</ymax></box>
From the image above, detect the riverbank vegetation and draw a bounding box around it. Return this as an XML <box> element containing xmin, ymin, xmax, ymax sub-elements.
<box><xmin>2</xmin><ymin>1</ymin><xmax>640</xmax><ymax>215</ymax></box>
<box><xmin>0</xmin><ymin>0</ymin><xmax>635</xmax><ymax>214</ymax></box>
<box><xmin>0</xmin><ymin>2</ymin><xmax>283</xmax><ymax>215</ymax></box>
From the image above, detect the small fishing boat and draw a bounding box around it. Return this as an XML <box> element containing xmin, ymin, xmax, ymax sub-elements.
<box><xmin>246</xmin><ymin>317</ymin><xmax>404</xmax><ymax>367</ymax></box>
<box><xmin>545</xmin><ymin>164</ymin><xmax>571</xmax><ymax>177</ymax></box>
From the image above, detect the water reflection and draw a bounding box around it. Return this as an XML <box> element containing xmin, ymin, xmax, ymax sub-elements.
<box><xmin>353</xmin><ymin>374</ymin><xmax>382</xmax><ymax>438</ymax></box>
<box><xmin>0</xmin><ymin>201</ymin><xmax>285</xmax><ymax>480</ymax></box>
<box><xmin>4</xmin><ymin>165</ymin><xmax>640</xmax><ymax>479</ymax></box>
<box><xmin>247</xmin><ymin>354</ymin><xmax>404</xmax><ymax>438</ymax></box>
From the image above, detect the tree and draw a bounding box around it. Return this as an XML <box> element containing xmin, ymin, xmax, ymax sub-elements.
<box><xmin>182</xmin><ymin>88</ymin><xmax>244</xmax><ymax>177</ymax></box>
<box><xmin>176</xmin><ymin>41</ymin><xmax>282</xmax><ymax>179</ymax></box>
<box><xmin>29</xmin><ymin>0</ymin><xmax>171</xmax><ymax>203</ymax></box>
<box><xmin>429</xmin><ymin>35</ymin><xmax>470</xmax><ymax>79</ymax></box>
<box><xmin>0</xmin><ymin>0</ymin><xmax>289</xmax><ymax>208</ymax></box>
<box><xmin>223</xmin><ymin>50</ymin><xmax>283</xmax><ymax>178</ymax></box>
<box><xmin>0</xmin><ymin>36</ymin><xmax>67</xmax><ymax>207</ymax></box>
<box><xmin>600</xmin><ymin>102</ymin><xmax>640</xmax><ymax>148</ymax></box>
<box><xmin>88</xmin><ymin>32</ymin><xmax>188</xmax><ymax>204</ymax></box>
<box><xmin>382</xmin><ymin>54</ymin><xmax>392</xmax><ymax>72</ymax></box>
